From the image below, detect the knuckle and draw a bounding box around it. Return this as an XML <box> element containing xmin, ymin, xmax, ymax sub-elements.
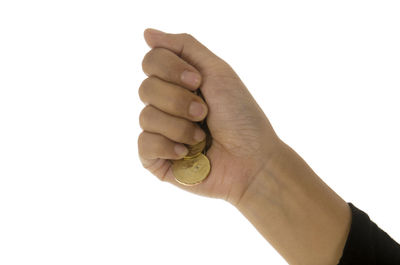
<box><xmin>138</xmin><ymin>131</ymin><xmax>148</xmax><ymax>144</ymax></box>
<box><xmin>138</xmin><ymin>131</ymin><xmax>162</xmax><ymax>153</ymax></box>
<box><xmin>141</xmin><ymin>49</ymin><xmax>155</xmax><ymax>73</ymax></box>
<box><xmin>138</xmin><ymin>81</ymin><xmax>147</xmax><ymax>102</ymax></box>
<box><xmin>138</xmin><ymin>105</ymin><xmax>153</xmax><ymax>129</ymax></box>
<box><xmin>149</xmin><ymin>137</ymin><xmax>165</xmax><ymax>156</ymax></box>
<box><xmin>138</xmin><ymin>77</ymin><xmax>155</xmax><ymax>102</ymax></box>
<box><xmin>142</xmin><ymin>48</ymin><xmax>166</xmax><ymax>73</ymax></box>
<box><xmin>137</xmin><ymin>131</ymin><xmax>147</xmax><ymax>154</ymax></box>
<box><xmin>181</xmin><ymin>33</ymin><xmax>194</xmax><ymax>40</ymax></box>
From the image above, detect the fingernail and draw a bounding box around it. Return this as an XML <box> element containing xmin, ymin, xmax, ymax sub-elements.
<box><xmin>174</xmin><ymin>144</ymin><xmax>188</xmax><ymax>156</ymax></box>
<box><xmin>188</xmin><ymin>101</ymin><xmax>205</xmax><ymax>118</ymax></box>
<box><xmin>194</xmin><ymin>128</ymin><xmax>206</xmax><ymax>142</ymax></box>
<box><xmin>181</xmin><ymin>70</ymin><xmax>200</xmax><ymax>87</ymax></box>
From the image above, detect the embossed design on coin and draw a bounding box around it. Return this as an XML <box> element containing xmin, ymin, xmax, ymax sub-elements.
<box><xmin>172</xmin><ymin>153</ymin><xmax>210</xmax><ymax>186</ymax></box>
<box><xmin>184</xmin><ymin>139</ymin><xmax>206</xmax><ymax>158</ymax></box>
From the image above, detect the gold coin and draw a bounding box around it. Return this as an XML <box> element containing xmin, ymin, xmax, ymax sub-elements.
<box><xmin>172</xmin><ymin>153</ymin><xmax>211</xmax><ymax>186</ymax></box>
<box><xmin>184</xmin><ymin>139</ymin><xmax>206</xmax><ymax>158</ymax></box>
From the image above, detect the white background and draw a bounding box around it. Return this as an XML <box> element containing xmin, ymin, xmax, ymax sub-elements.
<box><xmin>1</xmin><ymin>1</ymin><xmax>399</xmax><ymax>264</ymax></box>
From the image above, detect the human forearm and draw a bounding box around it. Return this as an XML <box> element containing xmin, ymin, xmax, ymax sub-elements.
<box><xmin>234</xmin><ymin>139</ymin><xmax>352</xmax><ymax>265</ymax></box>
<box><xmin>139</xmin><ymin>29</ymin><xmax>352</xmax><ymax>265</ymax></box>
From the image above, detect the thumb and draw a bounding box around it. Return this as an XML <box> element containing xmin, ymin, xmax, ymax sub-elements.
<box><xmin>143</xmin><ymin>28</ymin><xmax>223</xmax><ymax>73</ymax></box>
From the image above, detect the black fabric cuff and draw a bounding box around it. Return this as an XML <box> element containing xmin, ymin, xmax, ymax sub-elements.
<box><xmin>337</xmin><ymin>202</ymin><xmax>400</xmax><ymax>265</ymax></box>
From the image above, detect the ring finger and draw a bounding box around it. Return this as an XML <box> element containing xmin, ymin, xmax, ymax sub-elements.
<box><xmin>139</xmin><ymin>105</ymin><xmax>206</xmax><ymax>145</ymax></box>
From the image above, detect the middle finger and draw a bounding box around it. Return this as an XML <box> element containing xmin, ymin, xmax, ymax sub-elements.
<box><xmin>139</xmin><ymin>76</ymin><xmax>208</xmax><ymax>122</ymax></box>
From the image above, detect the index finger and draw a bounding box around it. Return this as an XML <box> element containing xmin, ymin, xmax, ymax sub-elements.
<box><xmin>142</xmin><ymin>47</ymin><xmax>202</xmax><ymax>91</ymax></box>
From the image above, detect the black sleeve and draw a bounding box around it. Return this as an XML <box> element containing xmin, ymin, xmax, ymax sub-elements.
<box><xmin>337</xmin><ymin>202</ymin><xmax>400</xmax><ymax>265</ymax></box>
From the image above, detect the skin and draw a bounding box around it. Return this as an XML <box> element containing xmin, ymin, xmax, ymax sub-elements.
<box><xmin>138</xmin><ymin>28</ymin><xmax>352</xmax><ymax>265</ymax></box>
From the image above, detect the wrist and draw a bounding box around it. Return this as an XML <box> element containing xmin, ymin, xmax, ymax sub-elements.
<box><xmin>231</xmin><ymin>138</ymin><xmax>288</xmax><ymax>208</ymax></box>
<box><xmin>232</xmin><ymin>139</ymin><xmax>351</xmax><ymax>265</ymax></box>
<box><xmin>224</xmin><ymin>136</ymin><xmax>286</xmax><ymax>207</ymax></box>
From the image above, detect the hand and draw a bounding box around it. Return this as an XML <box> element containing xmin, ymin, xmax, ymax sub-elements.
<box><xmin>138</xmin><ymin>28</ymin><xmax>282</xmax><ymax>205</ymax></box>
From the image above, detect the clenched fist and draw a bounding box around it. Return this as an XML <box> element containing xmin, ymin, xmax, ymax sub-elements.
<box><xmin>138</xmin><ymin>28</ymin><xmax>282</xmax><ymax>205</ymax></box>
